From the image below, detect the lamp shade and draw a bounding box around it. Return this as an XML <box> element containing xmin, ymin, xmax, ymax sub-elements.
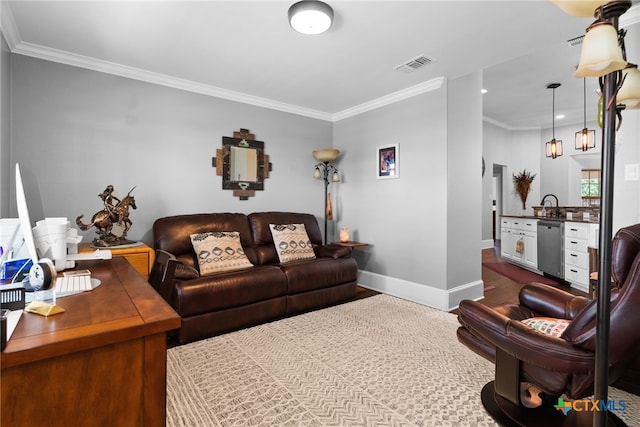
<box><xmin>618</xmin><ymin>66</ymin><xmax>640</xmax><ymax>109</ymax></box>
<box><xmin>548</xmin><ymin>0</ymin><xmax>606</xmax><ymax>17</ymax></box>
<box><xmin>313</xmin><ymin>148</ymin><xmax>340</xmax><ymax>163</ymax></box>
<box><xmin>288</xmin><ymin>1</ymin><xmax>333</xmax><ymax>35</ymax></box>
<box><xmin>575</xmin><ymin>22</ymin><xmax>627</xmax><ymax>78</ymax></box>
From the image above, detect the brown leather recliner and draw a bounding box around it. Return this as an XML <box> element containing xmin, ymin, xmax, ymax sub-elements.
<box><xmin>457</xmin><ymin>223</ymin><xmax>640</xmax><ymax>424</ymax></box>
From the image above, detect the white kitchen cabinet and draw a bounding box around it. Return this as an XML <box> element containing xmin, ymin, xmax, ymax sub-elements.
<box><xmin>522</xmin><ymin>231</ymin><xmax>538</xmax><ymax>269</ymax></box>
<box><xmin>500</xmin><ymin>217</ymin><xmax>538</xmax><ymax>270</ymax></box>
<box><xmin>564</xmin><ymin>221</ymin><xmax>597</xmax><ymax>293</ymax></box>
<box><xmin>500</xmin><ymin>218</ymin><xmax>514</xmax><ymax>260</ymax></box>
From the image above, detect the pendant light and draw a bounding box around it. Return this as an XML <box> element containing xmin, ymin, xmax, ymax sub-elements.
<box><xmin>546</xmin><ymin>83</ymin><xmax>563</xmax><ymax>159</ymax></box>
<box><xmin>575</xmin><ymin>78</ymin><xmax>596</xmax><ymax>151</ymax></box>
<box><xmin>288</xmin><ymin>1</ymin><xmax>333</xmax><ymax>35</ymax></box>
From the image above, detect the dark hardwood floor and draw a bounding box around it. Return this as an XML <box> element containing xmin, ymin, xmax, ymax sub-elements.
<box><xmin>449</xmin><ymin>245</ymin><xmax>585</xmax><ymax>314</ymax></box>
<box><xmin>353</xmin><ymin>244</ymin><xmax>586</xmax><ymax>312</ymax></box>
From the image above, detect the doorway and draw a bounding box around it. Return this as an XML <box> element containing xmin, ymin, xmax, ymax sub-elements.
<box><xmin>492</xmin><ymin>164</ymin><xmax>506</xmax><ymax>243</ymax></box>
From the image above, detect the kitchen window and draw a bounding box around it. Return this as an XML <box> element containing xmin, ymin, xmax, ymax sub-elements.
<box><xmin>581</xmin><ymin>169</ymin><xmax>600</xmax><ymax>206</ymax></box>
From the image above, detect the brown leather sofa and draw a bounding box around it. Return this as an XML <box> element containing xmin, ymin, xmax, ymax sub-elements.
<box><xmin>151</xmin><ymin>212</ymin><xmax>358</xmax><ymax>344</ymax></box>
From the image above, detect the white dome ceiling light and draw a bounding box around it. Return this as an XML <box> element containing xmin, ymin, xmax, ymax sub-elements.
<box><xmin>288</xmin><ymin>1</ymin><xmax>333</xmax><ymax>35</ymax></box>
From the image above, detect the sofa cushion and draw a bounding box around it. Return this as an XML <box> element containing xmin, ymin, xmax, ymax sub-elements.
<box><xmin>269</xmin><ymin>223</ymin><xmax>316</xmax><ymax>263</ymax></box>
<box><xmin>280</xmin><ymin>256</ymin><xmax>358</xmax><ymax>294</ymax></box>
<box><xmin>172</xmin><ymin>265</ymin><xmax>287</xmax><ymax>317</ymax></box>
<box><xmin>190</xmin><ymin>231</ymin><xmax>253</xmax><ymax>275</ymax></box>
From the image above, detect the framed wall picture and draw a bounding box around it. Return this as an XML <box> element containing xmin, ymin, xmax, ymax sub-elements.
<box><xmin>376</xmin><ymin>144</ymin><xmax>399</xmax><ymax>179</ymax></box>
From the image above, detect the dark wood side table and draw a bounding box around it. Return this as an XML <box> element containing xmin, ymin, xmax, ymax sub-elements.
<box><xmin>333</xmin><ymin>241</ymin><xmax>369</xmax><ymax>249</ymax></box>
<box><xmin>0</xmin><ymin>257</ymin><xmax>180</xmax><ymax>427</ymax></box>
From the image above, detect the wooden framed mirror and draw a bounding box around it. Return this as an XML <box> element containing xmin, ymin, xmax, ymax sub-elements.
<box><xmin>213</xmin><ymin>129</ymin><xmax>271</xmax><ymax>200</ymax></box>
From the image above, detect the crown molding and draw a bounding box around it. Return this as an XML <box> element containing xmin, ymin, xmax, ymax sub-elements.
<box><xmin>331</xmin><ymin>77</ymin><xmax>445</xmax><ymax>122</ymax></box>
<box><xmin>1</xmin><ymin>0</ymin><xmax>444</xmax><ymax>124</ymax></box>
<box><xmin>482</xmin><ymin>115</ymin><xmax>541</xmax><ymax>132</ymax></box>
<box><xmin>620</xmin><ymin>3</ymin><xmax>640</xmax><ymax>28</ymax></box>
<box><xmin>9</xmin><ymin>37</ymin><xmax>445</xmax><ymax>123</ymax></box>
<box><xmin>10</xmin><ymin>40</ymin><xmax>335</xmax><ymax>121</ymax></box>
<box><xmin>0</xmin><ymin>1</ymin><xmax>21</xmax><ymax>50</ymax></box>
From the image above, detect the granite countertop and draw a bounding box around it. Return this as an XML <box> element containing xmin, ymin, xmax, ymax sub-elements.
<box><xmin>501</xmin><ymin>214</ymin><xmax>598</xmax><ymax>224</ymax></box>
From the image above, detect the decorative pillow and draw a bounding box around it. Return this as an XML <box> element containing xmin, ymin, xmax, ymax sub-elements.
<box><xmin>189</xmin><ymin>231</ymin><xmax>253</xmax><ymax>275</ymax></box>
<box><xmin>269</xmin><ymin>223</ymin><xmax>316</xmax><ymax>263</ymax></box>
<box><xmin>521</xmin><ymin>317</ymin><xmax>570</xmax><ymax>338</ymax></box>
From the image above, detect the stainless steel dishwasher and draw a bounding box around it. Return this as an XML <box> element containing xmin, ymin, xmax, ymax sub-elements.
<box><xmin>537</xmin><ymin>220</ymin><xmax>564</xmax><ymax>279</ymax></box>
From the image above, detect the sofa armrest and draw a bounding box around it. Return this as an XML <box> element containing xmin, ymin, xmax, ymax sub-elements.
<box><xmin>149</xmin><ymin>249</ymin><xmax>180</xmax><ymax>302</ymax></box>
<box><xmin>315</xmin><ymin>244</ymin><xmax>353</xmax><ymax>259</ymax></box>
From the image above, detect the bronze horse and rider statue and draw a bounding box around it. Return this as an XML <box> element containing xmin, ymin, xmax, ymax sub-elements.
<box><xmin>76</xmin><ymin>185</ymin><xmax>137</xmax><ymax>247</ymax></box>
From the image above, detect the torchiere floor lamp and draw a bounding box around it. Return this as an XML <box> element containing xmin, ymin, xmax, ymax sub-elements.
<box><xmin>313</xmin><ymin>148</ymin><xmax>341</xmax><ymax>244</ymax></box>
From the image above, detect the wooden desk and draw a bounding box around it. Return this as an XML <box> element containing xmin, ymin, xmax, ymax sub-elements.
<box><xmin>79</xmin><ymin>242</ymin><xmax>154</xmax><ymax>278</ymax></box>
<box><xmin>0</xmin><ymin>257</ymin><xmax>180</xmax><ymax>427</ymax></box>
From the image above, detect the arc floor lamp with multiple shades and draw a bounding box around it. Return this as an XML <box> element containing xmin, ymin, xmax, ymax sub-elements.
<box><xmin>550</xmin><ymin>1</ymin><xmax>640</xmax><ymax>426</ymax></box>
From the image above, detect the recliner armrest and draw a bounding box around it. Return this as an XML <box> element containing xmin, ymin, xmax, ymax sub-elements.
<box><xmin>458</xmin><ymin>300</ymin><xmax>594</xmax><ymax>373</ymax></box>
<box><xmin>519</xmin><ymin>283</ymin><xmax>591</xmax><ymax>319</ymax></box>
<box><xmin>314</xmin><ymin>244</ymin><xmax>352</xmax><ymax>259</ymax></box>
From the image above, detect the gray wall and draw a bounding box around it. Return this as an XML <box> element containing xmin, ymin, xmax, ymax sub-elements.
<box><xmin>1</xmin><ymin>34</ymin><xmax>10</xmax><ymax>217</ymax></box>
<box><xmin>8</xmin><ymin>55</ymin><xmax>332</xmax><ymax>245</ymax></box>
<box><xmin>333</xmin><ymin>72</ymin><xmax>483</xmax><ymax>310</ymax></box>
<box><xmin>446</xmin><ymin>71</ymin><xmax>483</xmax><ymax>292</ymax></box>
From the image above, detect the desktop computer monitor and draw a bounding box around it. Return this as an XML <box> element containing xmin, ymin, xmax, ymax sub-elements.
<box><xmin>15</xmin><ymin>163</ymin><xmax>44</xmax><ymax>265</ymax></box>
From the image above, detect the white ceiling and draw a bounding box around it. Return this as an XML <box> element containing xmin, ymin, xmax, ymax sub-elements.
<box><xmin>2</xmin><ymin>1</ymin><xmax>640</xmax><ymax>129</ymax></box>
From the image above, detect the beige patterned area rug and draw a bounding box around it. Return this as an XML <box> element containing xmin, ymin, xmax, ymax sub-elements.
<box><xmin>166</xmin><ymin>294</ymin><xmax>639</xmax><ymax>426</ymax></box>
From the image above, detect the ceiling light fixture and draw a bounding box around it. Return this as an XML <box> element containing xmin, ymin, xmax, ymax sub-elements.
<box><xmin>288</xmin><ymin>1</ymin><xmax>333</xmax><ymax>35</ymax></box>
<box><xmin>576</xmin><ymin>78</ymin><xmax>596</xmax><ymax>151</ymax></box>
<box><xmin>545</xmin><ymin>83</ymin><xmax>563</xmax><ymax>159</ymax></box>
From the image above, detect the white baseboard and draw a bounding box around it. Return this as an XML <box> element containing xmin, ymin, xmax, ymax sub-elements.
<box><xmin>357</xmin><ymin>270</ymin><xmax>484</xmax><ymax>312</ymax></box>
<box><xmin>481</xmin><ymin>239</ymin><xmax>495</xmax><ymax>249</ymax></box>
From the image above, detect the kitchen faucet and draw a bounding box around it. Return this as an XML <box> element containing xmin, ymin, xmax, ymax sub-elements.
<box><xmin>540</xmin><ymin>194</ymin><xmax>559</xmax><ymax>207</ymax></box>
<box><xmin>540</xmin><ymin>194</ymin><xmax>560</xmax><ymax>217</ymax></box>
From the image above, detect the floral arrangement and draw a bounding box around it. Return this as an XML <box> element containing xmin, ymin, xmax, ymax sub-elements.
<box><xmin>513</xmin><ymin>169</ymin><xmax>536</xmax><ymax>209</ymax></box>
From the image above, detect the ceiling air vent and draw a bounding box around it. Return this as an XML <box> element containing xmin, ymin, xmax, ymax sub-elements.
<box><xmin>393</xmin><ymin>54</ymin><xmax>434</xmax><ymax>73</ymax></box>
